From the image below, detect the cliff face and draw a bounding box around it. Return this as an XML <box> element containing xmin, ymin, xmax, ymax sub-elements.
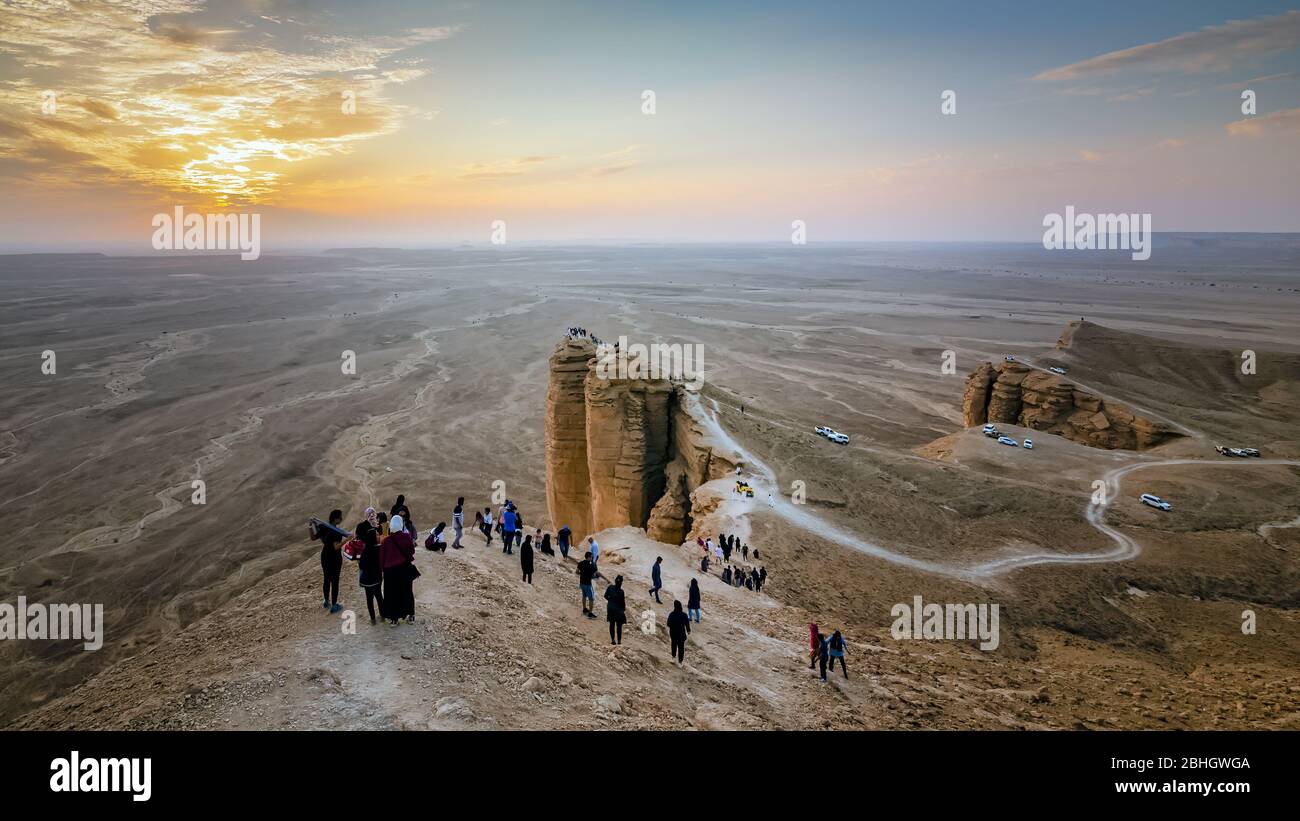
<box><xmin>544</xmin><ymin>337</ymin><xmax>737</xmax><ymax>545</ymax></box>
<box><xmin>585</xmin><ymin>373</ymin><xmax>673</xmax><ymax>532</ymax></box>
<box><xmin>961</xmin><ymin>360</ymin><xmax>1177</xmax><ymax>450</ymax></box>
<box><xmin>545</xmin><ymin>338</ymin><xmax>596</xmax><ymax>538</ymax></box>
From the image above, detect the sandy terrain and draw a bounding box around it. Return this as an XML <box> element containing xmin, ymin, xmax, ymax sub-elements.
<box><xmin>1</xmin><ymin>241</ymin><xmax>1298</xmax><ymax>729</ymax></box>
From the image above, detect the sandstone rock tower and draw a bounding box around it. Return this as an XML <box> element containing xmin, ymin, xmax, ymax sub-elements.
<box><xmin>545</xmin><ymin>337</ymin><xmax>596</xmax><ymax>539</ymax></box>
<box><xmin>543</xmin><ymin>336</ymin><xmax>738</xmax><ymax>545</ymax></box>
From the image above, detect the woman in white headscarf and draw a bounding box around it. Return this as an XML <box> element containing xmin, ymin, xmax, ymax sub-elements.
<box><xmin>380</xmin><ymin>514</ymin><xmax>418</xmax><ymax>625</ymax></box>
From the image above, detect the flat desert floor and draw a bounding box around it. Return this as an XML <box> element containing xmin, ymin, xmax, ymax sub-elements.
<box><xmin>1</xmin><ymin>240</ymin><xmax>1298</xmax><ymax>729</ymax></box>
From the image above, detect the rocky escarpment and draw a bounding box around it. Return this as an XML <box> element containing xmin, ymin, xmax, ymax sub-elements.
<box><xmin>962</xmin><ymin>359</ymin><xmax>1177</xmax><ymax>450</ymax></box>
<box><xmin>544</xmin><ymin>337</ymin><xmax>596</xmax><ymax>539</ymax></box>
<box><xmin>544</xmin><ymin>337</ymin><xmax>737</xmax><ymax>546</ymax></box>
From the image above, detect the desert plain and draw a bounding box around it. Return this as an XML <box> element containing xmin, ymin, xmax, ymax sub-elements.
<box><xmin>1</xmin><ymin>237</ymin><xmax>1297</xmax><ymax>730</ymax></box>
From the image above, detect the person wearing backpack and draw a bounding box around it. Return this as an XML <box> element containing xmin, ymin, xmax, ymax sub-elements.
<box><xmin>827</xmin><ymin>629</ymin><xmax>848</xmax><ymax>679</ymax></box>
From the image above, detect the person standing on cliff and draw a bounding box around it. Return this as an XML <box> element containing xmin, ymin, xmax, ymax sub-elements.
<box><xmin>356</xmin><ymin>519</ymin><xmax>384</xmax><ymax>624</ymax></box>
<box><xmin>687</xmin><ymin>578</ymin><xmax>702</xmax><ymax>623</ymax></box>
<box><xmin>604</xmin><ymin>575</ymin><xmax>627</xmax><ymax>645</ymax></box>
<box><xmin>452</xmin><ymin>497</ymin><xmax>464</xmax><ymax>549</ymax></box>
<box><xmin>578</xmin><ymin>551</ymin><xmax>596</xmax><ymax>618</ymax></box>
<box><xmin>501</xmin><ymin>504</ymin><xmax>517</xmax><ymax>554</ymax></box>
<box><xmin>827</xmin><ymin>629</ymin><xmax>848</xmax><ymax>679</ymax></box>
<box><xmin>587</xmin><ymin>536</ymin><xmax>600</xmax><ymax>570</ymax></box>
<box><xmin>480</xmin><ymin>507</ymin><xmax>493</xmax><ymax>545</ymax></box>
<box><xmin>312</xmin><ymin>509</ymin><xmax>346</xmax><ymax>614</ymax></box>
<box><xmin>380</xmin><ymin>514</ymin><xmax>418</xmax><ymax>626</ymax></box>
<box><xmin>557</xmin><ymin>525</ymin><xmax>572</xmax><ymax>560</ymax></box>
<box><xmin>648</xmin><ymin>556</ymin><xmax>664</xmax><ymax>604</ymax></box>
<box><xmin>520</xmin><ymin>534</ymin><xmax>535</xmax><ymax>584</ymax></box>
<box><xmin>666</xmin><ymin>600</ymin><xmax>691</xmax><ymax>664</ymax></box>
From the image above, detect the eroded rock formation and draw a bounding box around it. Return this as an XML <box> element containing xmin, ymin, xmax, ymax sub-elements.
<box><xmin>545</xmin><ymin>337</ymin><xmax>596</xmax><ymax>539</ymax></box>
<box><xmin>961</xmin><ymin>359</ymin><xmax>1177</xmax><ymax>450</ymax></box>
<box><xmin>544</xmin><ymin>337</ymin><xmax>737</xmax><ymax>545</ymax></box>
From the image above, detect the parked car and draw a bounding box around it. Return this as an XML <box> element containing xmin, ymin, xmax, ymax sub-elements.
<box><xmin>997</xmin><ymin>435</ymin><xmax>1018</xmax><ymax>446</ymax></box>
<box><xmin>815</xmin><ymin>426</ymin><xmax>832</xmax><ymax>438</ymax></box>
<box><xmin>1023</xmin><ymin>438</ymin><xmax>1034</xmax><ymax>449</ymax></box>
<box><xmin>1228</xmin><ymin>448</ymin><xmax>1249</xmax><ymax>457</ymax></box>
<box><xmin>1004</xmin><ymin>355</ymin><xmax>1016</xmax><ymax>362</ymax></box>
<box><xmin>982</xmin><ymin>423</ymin><xmax>998</xmax><ymax>435</ymax></box>
<box><xmin>1140</xmin><ymin>493</ymin><xmax>1172</xmax><ymax>511</ymax></box>
<box><xmin>1048</xmin><ymin>366</ymin><xmax>1067</xmax><ymax>375</ymax></box>
<box><xmin>828</xmin><ymin>432</ymin><xmax>849</xmax><ymax>445</ymax></box>
<box><xmin>1243</xmin><ymin>447</ymin><xmax>1261</xmax><ymax>457</ymax></box>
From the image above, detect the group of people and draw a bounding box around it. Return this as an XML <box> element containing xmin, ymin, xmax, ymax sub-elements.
<box><xmin>809</xmin><ymin>624</ymin><xmax>850</xmax><ymax>682</ymax></box>
<box><xmin>309</xmin><ymin>495</ymin><xmax>424</xmax><ymax>627</ymax></box>
<box><xmin>308</xmin><ymin>481</ymin><xmax>838</xmax><ymax>679</ymax></box>
<box><xmin>312</xmin><ymin>494</ymin><xmax>600</xmax><ymax>625</ymax></box>
<box><xmin>565</xmin><ymin>326</ymin><xmax>605</xmax><ymax>346</ymax></box>
<box><xmin>696</xmin><ymin>533</ymin><xmax>767</xmax><ymax>593</ymax></box>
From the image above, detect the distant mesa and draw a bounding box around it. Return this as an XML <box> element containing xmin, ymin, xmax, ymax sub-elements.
<box><xmin>544</xmin><ymin>336</ymin><xmax>738</xmax><ymax>546</ymax></box>
<box><xmin>962</xmin><ymin>321</ymin><xmax>1181</xmax><ymax>451</ymax></box>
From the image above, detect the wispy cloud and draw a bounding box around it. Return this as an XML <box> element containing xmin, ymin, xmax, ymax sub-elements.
<box><xmin>457</xmin><ymin>155</ymin><xmax>560</xmax><ymax>179</ymax></box>
<box><xmin>1106</xmin><ymin>86</ymin><xmax>1156</xmax><ymax>102</ymax></box>
<box><xmin>1034</xmin><ymin>11</ymin><xmax>1300</xmax><ymax>81</ymax></box>
<box><xmin>1226</xmin><ymin>107</ymin><xmax>1300</xmax><ymax>137</ymax></box>
<box><xmin>0</xmin><ymin>1</ymin><xmax>456</xmax><ymax>204</ymax></box>
<box><xmin>1218</xmin><ymin>71</ymin><xmax>1300</xmax><ymax>90</ymax></box>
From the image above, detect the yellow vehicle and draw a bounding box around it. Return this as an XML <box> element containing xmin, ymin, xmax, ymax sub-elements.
<box><xmin>735</xmin><ymin>481</ymin><xmax>754</xmax><ymax>498</ymax></box>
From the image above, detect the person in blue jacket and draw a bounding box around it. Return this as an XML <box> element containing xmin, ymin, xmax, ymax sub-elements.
<box><xmin>500</xmin><ymin>503</ymin><xmax>517</xmax><ymax>555</ymax></box>
<box><xmin>648</xmin><ymin>556</ymin><xmax>664</xmax><ymax>603</ymax></box>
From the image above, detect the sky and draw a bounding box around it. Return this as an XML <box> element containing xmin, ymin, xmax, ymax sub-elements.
<box><xmin>1</xmin><ymin>0</ymin><xmax>1298</xmax><ymax>250</ymax></box>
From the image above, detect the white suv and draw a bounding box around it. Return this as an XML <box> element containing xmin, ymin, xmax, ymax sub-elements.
<box><xmin>1140</xmin><ymin>493</ymin><xmax>1172</xmax><ymax>511</ymax></box>
<box><xmin>828</xmin><ymin>432</ymin><xmax>849</xmax><ymax>445</ymax></box>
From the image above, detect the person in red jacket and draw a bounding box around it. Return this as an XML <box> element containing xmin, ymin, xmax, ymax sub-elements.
<box><xmin>380</xmin><ymin>514</ymin><xmax>419</xmax><ymax>625</ymax></box>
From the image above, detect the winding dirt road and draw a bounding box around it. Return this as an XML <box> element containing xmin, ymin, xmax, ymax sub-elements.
<box><xmin>700</xmin><ymin>392</ymin><xmax>1298</xmax><ymax>581</ymax></box>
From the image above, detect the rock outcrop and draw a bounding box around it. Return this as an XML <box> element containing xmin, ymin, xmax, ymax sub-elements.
<box><xmin>544</xmin><ymin>337</ymin><xmax>738</xmax><ymax>545</ymax></box>
<box><xmin>961</xmin><ymin>359</ymin><xmax>1177</xmax><ymax>450</ymax></box>
<box><xmin>545</xmin><ymin>338</ymin><xmax>596</xmax><ymax>538</ymax></box>
<box><xmin>585</xmin><ymin>373</ymin><xmax>673</xmax><ymax>532</ymax></box>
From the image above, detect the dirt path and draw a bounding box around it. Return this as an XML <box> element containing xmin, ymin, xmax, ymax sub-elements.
<box><xmin>699</xmin><ymin>393</ymin><xmax>1299</xmax><ymax>580</ymax></box>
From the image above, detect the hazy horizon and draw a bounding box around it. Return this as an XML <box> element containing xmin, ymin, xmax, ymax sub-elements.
<box><xmin>3</xmin><ymin>1</ymin><xmax>1300</xmax><ymax>250</ymax></box>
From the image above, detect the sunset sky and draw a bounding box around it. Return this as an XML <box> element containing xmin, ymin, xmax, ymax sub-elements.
<box><xmin>2</xmin><ymin>0</ymin><xmax>1299</xmax><ymax>250</ymax></box>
